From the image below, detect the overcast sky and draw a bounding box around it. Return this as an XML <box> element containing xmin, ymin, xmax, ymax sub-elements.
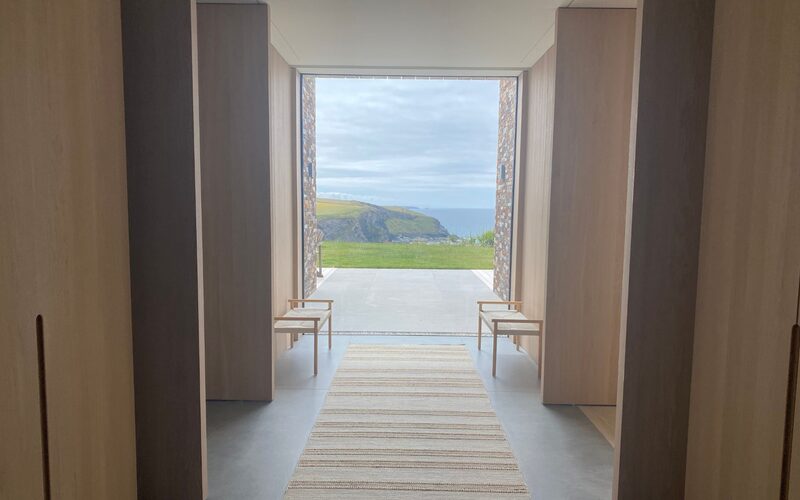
<box><xmin>315</xmin><ymin>77</ymin><xmax>499</xmax><ymax>209</ymax></box>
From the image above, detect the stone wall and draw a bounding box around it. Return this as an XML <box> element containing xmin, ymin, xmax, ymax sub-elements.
<box><xmin>301</xmin><ymin>76</ymin><xmax>321</xmax><ymax>296</ymax></box>
<box><xmin>493</xmin><ymin>78</ymin><xmax>517</xmax><ymax>299</ymax></box>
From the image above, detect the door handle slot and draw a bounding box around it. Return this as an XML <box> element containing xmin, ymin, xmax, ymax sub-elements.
<box><xmin>36</xmin><ymin>314</ymin><xmax>51</xmax><ymax>500</ymax></box>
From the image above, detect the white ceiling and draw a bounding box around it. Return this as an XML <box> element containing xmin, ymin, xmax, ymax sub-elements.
<box><xmin>201</xmin><ymin>0</ymin><xmax>637</xmax><ymax>73</ymax></box>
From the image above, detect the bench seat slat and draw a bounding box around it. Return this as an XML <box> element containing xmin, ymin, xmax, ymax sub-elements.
<box><xmin>274</xmin><ymin>308</ymin><xmax>330</xmax><ymax>333</ymax></box>
<box><xmin>480</xmin><ymin>310</ymin><xmax>541</xmax><ymax>335</ymax></box>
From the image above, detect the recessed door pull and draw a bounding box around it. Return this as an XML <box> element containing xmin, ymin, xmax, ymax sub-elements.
<box><xmin>780</xmin><ymin>274</ymin><xmax>800</xmax><ymax>500</ymax></box>
<box><xmin>36</xmin><ymin>315</ymin><xmax>51</xmax><ymax>500</ymax></box>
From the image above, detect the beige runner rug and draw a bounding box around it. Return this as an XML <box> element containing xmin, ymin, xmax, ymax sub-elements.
<box><xmin>284</xmin><ymin>344</ymin><xmax>530</xmax><ymax>499</ymax></box>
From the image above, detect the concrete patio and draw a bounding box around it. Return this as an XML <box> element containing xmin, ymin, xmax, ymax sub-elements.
<box><xmin>310</xmin><ymin>268</ymin><xmax>499</xmax><ymax>333</ymax></box>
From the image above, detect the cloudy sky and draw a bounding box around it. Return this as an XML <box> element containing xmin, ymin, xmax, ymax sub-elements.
<box><xmin>315</xmin><ymin>77</ymin><xmax>499</xmax><ymax>209</ymax></box>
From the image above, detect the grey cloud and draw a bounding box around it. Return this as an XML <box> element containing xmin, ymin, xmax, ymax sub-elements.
<box><xmin>313</xmin><ymin>77</ymin><xmax>500</xmax><ymax>208</ymax></box>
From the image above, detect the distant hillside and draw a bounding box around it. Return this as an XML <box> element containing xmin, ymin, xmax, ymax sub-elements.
<box><xmin>317</xmin><ymin>199</ymin><xmax>449</xmax><ymax>242</ymax></box>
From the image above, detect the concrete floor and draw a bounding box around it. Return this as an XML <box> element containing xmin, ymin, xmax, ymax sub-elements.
<box><xmin>310</xmin><ymin>268</ymin><xmax>499</xmax><ymax>332</ymax></box>
<box><xmin>207</xmin><ymin>334</ymin><xmax>614</xmax><ymax>500</ymax></box>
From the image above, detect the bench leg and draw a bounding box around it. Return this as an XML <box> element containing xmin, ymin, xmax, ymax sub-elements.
<box><xmin>516</xmin><ymin>335</ymin><xmax>520</xmax><ymax>351</ymax></box>
<box><xmin>492</xmin><ymin>327</ymin><xmax>498</xmax><ymax>377</ymax></box>
<box><xmin>477</xmin><ymin>316</ymin><xmax>482</xmax><ymax>351</ymax></box>
<box><xmin>289</xmin><ymin>333</ymin><xmax>294</xmax><ymax>349</ymax></box>
<box><xmin>314</xmin><ymin>329</ymin><xmax>318</xmax><ymax>376</ymax></box>
<box><xmin>328</xmin><ymin>315</ymin><xmax>332</xmax><ymax>350</ymax></box>
<box><xmin>538</xmin><ymin>336</ymin><xmax>542</xmax><ymax>379</ymax></box>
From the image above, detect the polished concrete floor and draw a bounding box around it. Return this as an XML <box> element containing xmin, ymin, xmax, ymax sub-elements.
<box><xmin>207</xmin><ymin>334</ymin><xmax>614</xmax><ymax>499</ymax></box>
<box><xmin>310</xmin><ymin>268</ymin><xmax>498</xmax><ymax>332</ymax></box>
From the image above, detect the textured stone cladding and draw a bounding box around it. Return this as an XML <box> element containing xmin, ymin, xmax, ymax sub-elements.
<box><xmin>302</xmin><ymin>76</ymin><xmax>321</xmax><ymax>297</ymax></box>
<box><xmin>493</xmin><ymin>78</ymin><xmax>517</xmax><ymax>300</ymax></box>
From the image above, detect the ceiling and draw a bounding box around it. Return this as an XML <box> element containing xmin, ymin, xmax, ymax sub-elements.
<box><xmin>202</xmin><ymin>0</ymin><xmax>637</xmax><ymax>74</ymax></box>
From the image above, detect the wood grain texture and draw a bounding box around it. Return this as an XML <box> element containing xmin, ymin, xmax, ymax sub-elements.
<box><xmin>294</xmin><ymin>70</ymin><xmax>305</xmax><ymax>306</ymax></box>
<box><xmin>684</xmin><ymin>0</ymin><xmax>800</xmax><ymax>497</ymax></box>
<box><xmin>614</xmin><ymin>0</ymin><xmax>716</xmax><ymax>497</ymax></box>
<box><xmin>514</xmin><ymin>47</ymin><xmax>556</xmax><ymax>365</ymax></box>
<box><xmin>270</xmin><ymin>44</ymin><xmax>299</xmax><ymax>360</ymax></box>
<box><xmin>1</xmin><ymin>0</ymin><xmax>137</xmax><ymax>498</ymax></box>
<box><xmin>580</xmin><ymin>406</ymin><xmax>617</xmax><ymax>446</ymax></box>
<box><xmin>543</xmin><ymin>8</ymin><xmax>635</xmax><ymax>405</ymax></box>
<box><xmin>198</xmin><ymin>4</ymin><xmax>273</xmax><ymax>401</ymax></box>
<box><xmin>121</xmin><ymin>0</ymin><xmax>207</xmax><ymax>496</ymax></box>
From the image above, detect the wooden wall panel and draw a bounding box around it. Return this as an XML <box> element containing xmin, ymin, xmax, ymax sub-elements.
<box><xmin>542</xmin><ymin>8</ymin><xmax>635</xmax><ymax>405</ymax></box>
<box><xmin>1</xmin><ymin>1</ymin><xmax>137</xmax><ymax>498</ymax></box>
<box><xmin>198</xmin><ymin>4</ymin><xmax>273</xmax><ymax>401</ymax></box>
<box><xmin>270</xmin><ymin>45</ymin><xmax>298</xmax><ymax>359</ymax></box>
<box><xmin>294</xmin><ymin>71</ymin><xmax>305</xmax><ymax>307</ymax></box>
<box><xmin>121</xmin><ymin>0</ymin><xmax>207</xmax><ymax>496</ymax></box>
<box><xmin>515</xmin><ymin>47</ymin><xmax>556</xmax><ymax>362</ymax></box>
<box><xmin>684</xmin><ymin>0</ymin><xmax>800</xmax><ymax>497</ymax></box>
<box><xmin>614</xmin><ymin>0</ymin><xmax>716</xmax><ymax>497</ymax></box>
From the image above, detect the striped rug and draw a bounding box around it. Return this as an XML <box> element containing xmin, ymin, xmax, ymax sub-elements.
<box><xmin>284</xmin><ymin>344</ymin><xmax>530</xmax><ymax>499</ymax></box>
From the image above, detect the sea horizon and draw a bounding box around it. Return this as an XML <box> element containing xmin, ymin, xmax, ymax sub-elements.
<box><xmin>418</xmin><ymin>207</ymin><xmax>495</xmax><ymax>238</ymax></box>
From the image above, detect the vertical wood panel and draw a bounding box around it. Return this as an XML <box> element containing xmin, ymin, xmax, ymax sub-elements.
<box><xmin>270</xmin><ymin>45</ymin><xmax>298</xmax><ymax>359</ymax></box>
<box><xmin>294</xmin><ymin>70</ymin><xmax>305</xmax><ymax>308</ymax></box>
<box><xmin>515</xmin><ymin>47</ymin><xmax>556</xmax><ymax>362</ymax></box>
<box><xmin>121</xmin><ymin>0</ymin><xmax>207</xmax><ymax>496</ymax></box>
<box><xmin>543</xmin><ymin>8</ymin><xmax>635</xmax><ymax>405</ymax></box>
<box><xmin>684</xmin><ymin>0</ymin><xmax>800</xmax><ymax>497</ymax></box>
<box><xmin>1</xmin><ymin>0</ymin><xmax>137</xmax><ymax>498</ymax></box>
<box><xmin>1</xmin><ymin>3</ymin><xmax>49</xmax><ymax>494</ymax></box>
<box><xmin>198</xmin><ymin>4</ymin><xmax>273</xmax><ymax>401</ymax></box>
<box><xmin>614</xmin><ymin>0</ymin><xmax>716</xmax><ymax>497</ymax></box>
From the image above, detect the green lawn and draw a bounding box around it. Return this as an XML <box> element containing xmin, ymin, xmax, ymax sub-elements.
<box><xmin>321</xmin><ymin>241</ymin><xmax>493</xmax><ymax>269</ymax></box>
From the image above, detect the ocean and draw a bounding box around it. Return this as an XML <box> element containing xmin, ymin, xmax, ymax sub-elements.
<box><xmin>418</xmin><ymin>208</ymin><xmax>495</xmax><ymax>238</ymax></box>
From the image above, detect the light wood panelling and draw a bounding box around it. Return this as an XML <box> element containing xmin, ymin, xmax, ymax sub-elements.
<box><xmin>614</xmin><ymin>0</ymin><xmax>716</xmax><ymax>497</ymax></box>
<box><xmin>684</xmin><ymin>0</ymin><xmax>800</xmax><ymax>497</ymax></box>
<box><xmin>515</xmin><ymin>46</ymin><xmax>556</xmax><ymax>363</ymax></box>
<box><xmin>1</xmin><ymin>1</ymin><xmax>136</xmax><ymax>498</ymax></box>
<box><xmin>121</xmin><ymin>0</ymin><xmax>207</xmax><ymax>496</ymax></box>
<box><xmin>270</xmin><ymin>45</ymin><xmax>299</xmax><ymax>359</ymax></box>
<box><xmin>198</xmin><ymin>4</ymin><xmax>273</xmax><ymax>401</ymax></box>
<box><xmin>543</xmin><ymin>8</ymin><xmax>635</xmax><ymax>405</ymax></box>
<box><xmin>294</xmin><ymin>70</ymin><xmax>305</xmax><ymax>304</ymax></box>
<box><xmin>580</xmin><ymin>406</ymin><xmax>617</xmax><ymax>447</ymax></box>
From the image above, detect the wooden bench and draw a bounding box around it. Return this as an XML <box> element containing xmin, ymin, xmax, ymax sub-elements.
<box><xmin>477</xmin><ymin>300</ymin><xmax>543</xmax><ymax>378</ymax></box>
<box><xmin>274</xmin><ymin>299</ymin><xmax>333</xmax><ymax>375</ymax></box>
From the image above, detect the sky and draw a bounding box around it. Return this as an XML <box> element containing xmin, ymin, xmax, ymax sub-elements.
<box><xmin>315</xmin><ymin>77</ymin><xmax>500</xmax><ymax>209</ymax></box>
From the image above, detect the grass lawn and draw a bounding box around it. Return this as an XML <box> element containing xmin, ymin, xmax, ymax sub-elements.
<box><xmin>321</xmin><ymin>241</ymin><xmax>493</xmax><ymax>269</ymax></box>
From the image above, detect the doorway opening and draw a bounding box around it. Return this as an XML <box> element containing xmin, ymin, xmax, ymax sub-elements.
<box><xmin>299</xmin><ymin>74</ymin><xmax>518</xmax><ymax>335</ymax></box>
